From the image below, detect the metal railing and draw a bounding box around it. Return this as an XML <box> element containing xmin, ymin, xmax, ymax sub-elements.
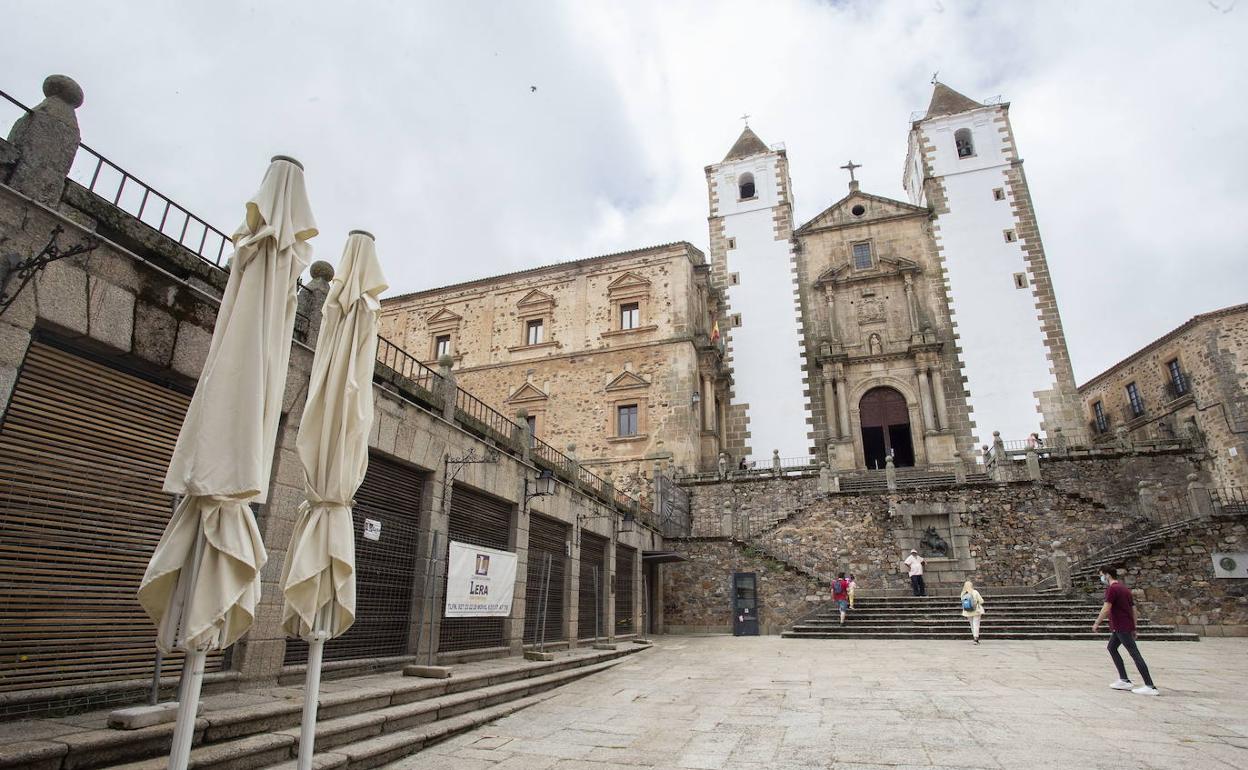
<box><xmin>454</xmin><ymin>386</ymin><xmax>517</xmax><ymax>446</ymax></box>
<box><xmin>375</xmin><ymin>337</ymin><xmax>443</xmax><ymax>395</ymax></box>
<box><xmin>1163</xmin><ymin>379</ymin><xmax>1190</xmax><ymax>401</ymax></box>
<box><xmin>1210</xmin><ymin>487</ymin><xmax>1247</xmax><ymax>517</ymax></box>
<box><xmin>1</xmin><ymin>88</ymin><xmax>234</xmax><ymax>268</ymax></box>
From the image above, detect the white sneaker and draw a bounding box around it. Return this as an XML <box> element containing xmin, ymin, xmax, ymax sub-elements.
<box><xmin>1110</xmin><ymin>679</ymin><xmax>1134</xmax><ymax>690</ymax></box>
<box><xmin>1131</xmin><ymin>686</ymin><xmax>1160</xmax><ymax>696</ymax></box>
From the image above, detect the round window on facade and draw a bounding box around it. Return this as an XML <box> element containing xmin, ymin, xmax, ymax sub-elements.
<box><xmin>851</xmin><ymin>204</ymin><xmax>865</xmax><ymax>217</ymax></box>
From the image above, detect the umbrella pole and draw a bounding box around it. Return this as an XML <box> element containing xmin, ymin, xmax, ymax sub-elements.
<box><xmin>168</xmin><ymin>518</ymin><xmax>206</xmax><ymax>770</ymax></box>
<box><xmin>297</xmin><ymin>605</ymin><xmax>332</xmax><ymax>770</ymax></box>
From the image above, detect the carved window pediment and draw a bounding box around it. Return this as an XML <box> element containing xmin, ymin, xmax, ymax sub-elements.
<box><xmin>607</xmin><ymin>271</ymin><xmax>652</xmax><ymax>298</ymax></box>
<box><xmin>516</xmin><ymin>289</ymin><xmax>555</xmax><ymax>312</ymax></box>
<box><xmin>815</xmin><ymin>256</ymin><xmax>920</xmax><ymax>288</ymax></box>
<box><xmin>605</xmin><ymin>370</ymin><xmax>651</xmax><ymax>392</ymax></box>
<box><xmin>507</xmin><ymin>382</ymin><xmax>549</xmax><ymax>403</ymax></box>
<box><xmin>425</xmin><ymin>307</ymin><xmax>462</xmax><ymax>329</ymax></box>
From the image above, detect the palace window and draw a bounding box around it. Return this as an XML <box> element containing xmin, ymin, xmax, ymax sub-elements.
<box><xmin>526</xmin><ymin>318</ymin><xmax>545</xmax><ymax>346</ymax></box>
<box><xmin>955</xmin><ymin>128</ymin><xmax>975</xmax><ymax>158</ymax></box>
<box><xmin>620</xmin><ymin>302</ymin><xmax>640</xmax><ymax>331</ymax></box>
<box><xmin>1126</xmin><ymin>382</ymin><xmax>1145</xmax><ymax>418</ymax></box>
<box><xmin>1166</xmin><ymin>358</ymin><xmax>1188</xmax><ymax>397</ymax></box>
<box><xmin>738</xmin><ymin>172</ymin><xmax>756</xmax><ymax>200</ymax></box>
<box><xmin>1093</xmin><ymin>401</ymin><xmax>1108</xmax><ymax>433</ymax></box>
<box><xmin>852</xmin><ymin>241</ymin><xmax>873</xmax><ymax>270</ymax></box>
<box><xmin>434</xmin><ymin>334</ymin><xmax>451</xmax><ymax>359</ymax></box>
<box><xmin>617</xmin><ymin>404</ymin><xmax>639</xmax><ymax>437</ymax></box>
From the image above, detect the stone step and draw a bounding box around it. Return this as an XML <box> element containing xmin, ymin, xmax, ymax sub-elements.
<box><xmin>0</xmin><ymin>647</ymin><xmax>643</xmax><ymax>770</ymax></box>
<box><xmin>800</xmin><ymin>616</ymin><xmax>1168</xmax><ymax>626</ymax></box>
<box><xmin>107</xmin><ymin>660</ymin><xmax>621</xmax><ymax>770</ymax></box>
<box><xmin>792</xmin><ymin>621</ymin><xmax>1181</xmax><ymax>633</ymax></box>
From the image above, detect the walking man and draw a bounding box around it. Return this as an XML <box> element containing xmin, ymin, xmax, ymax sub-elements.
<box><xmin>904</xmin><ymin>549</ymin><xmax>926</xmax><ymax>596</ymax></box>
<box><xmin>1092</xmin><ymin>566</ymin><xmax>1159</xmax><ymax>696</ymax></box>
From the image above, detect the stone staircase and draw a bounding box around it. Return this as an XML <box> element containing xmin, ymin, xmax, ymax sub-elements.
<box><xmin>0</xmin><ymin>646</ymin><xmax>646</xmax><ymax>770</ymax></box>
<box><xmin>1068</xmin><ymin>516</ymin><xmax>1203</xmax><ymax>588</ymax></box>
<box><xmin>783</xmin><ymin>594</ymin><xmax>1199</xmax><ymax>641</ymax></box>
<box><xmin>837</xmin><ymin>468</ymin><xmax>991</xmax><ymax>493</ymax></box>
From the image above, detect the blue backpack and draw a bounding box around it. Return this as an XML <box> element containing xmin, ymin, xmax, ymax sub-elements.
<box><xmin>961</xmin><ymin>593</ymin><xmax>975</xmax><ymax>611</ymax></box>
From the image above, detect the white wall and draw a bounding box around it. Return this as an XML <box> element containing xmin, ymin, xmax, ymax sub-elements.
<box><xmin>922</xmin><ymin>109</ymin><xmax>1051</xmax><ymax>444</ymax></box>
<box><xmin>714</xmin><ymin>155</ymin><xmax>811</xmax><ymax>460</ymax></box>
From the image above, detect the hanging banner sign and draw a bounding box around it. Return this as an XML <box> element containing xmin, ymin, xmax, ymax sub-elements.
<box><xmin>444</xmin><ymin>541</ymin><xmax>517</xmax><ymax>618</ymax></box>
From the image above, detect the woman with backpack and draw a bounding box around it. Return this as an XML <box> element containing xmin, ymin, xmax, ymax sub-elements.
<box><xmin>960</xmin><ymin>580</ymin><xmax>985</xmax><ymax>644</ymax></box>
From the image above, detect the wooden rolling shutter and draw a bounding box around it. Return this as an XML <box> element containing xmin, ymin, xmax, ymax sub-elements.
<box><xmin>284</xmin><ymin>452</ymin><xmax>423</xmax><ymax>665</ymax></box>
<box><xmin>0</xmin><ymin>341</ymin><xmax>223</xmax><ymax>692</ymax></box>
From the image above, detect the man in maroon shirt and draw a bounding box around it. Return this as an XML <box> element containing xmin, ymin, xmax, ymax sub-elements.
<box><xmin>1092</xmin><ymin>566</ymin><xmax>1159</xmax><ymax>696</ymax></box>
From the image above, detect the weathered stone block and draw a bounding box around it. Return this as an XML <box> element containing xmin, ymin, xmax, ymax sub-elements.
<box><xmin>34</xmin><ymin>259</ymin><xmax>88</xmax><ymax>335</ymax></box>
<box><xmin>131</xmin><ymin>301</ymin><xmax>178</xmax><ymax>367</ymax></box>
<box><xmin>170</xmin><ymin>321</ymin><xmax>211</xmax><ymax>379</ymax></box>
<box><xmin>87</xmin><ymin>277</ymin><xmax>134</xmax><ymax>353</ymax></box>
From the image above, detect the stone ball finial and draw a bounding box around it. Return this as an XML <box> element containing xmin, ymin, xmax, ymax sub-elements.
<box><xmin>437</xmin><ymin>354</ymin><xmax>454</xmax><ymax>368</ymax></box>
<box><xmin>309</xmin><ymin>260</ymin><xmax>334</xmax><ymax>281</ymax></box>
<box><xmin>992</xmin><ymin>430</ymin><xmax>1001</xmax><ymax>437</ymax></box>
<box><xmin>43</xmin><ymin>75</ymin><xmax>84</xmax><ymax>108</ymax></box>
<box><xmin>566</xmin><ymin>443</ymin><xmax>576</xmax><ymax>452</ymax></box>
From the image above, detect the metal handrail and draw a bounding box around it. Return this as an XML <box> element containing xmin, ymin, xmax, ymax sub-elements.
<box><xmin>375</xmin><ymin>336</ymin><xmax>443</xmax><ymax>394</ymax></box>
<box><xmin>454</xmin><ymin>386</ymin><xmax>517</xmax><ymax>446</ymax></box>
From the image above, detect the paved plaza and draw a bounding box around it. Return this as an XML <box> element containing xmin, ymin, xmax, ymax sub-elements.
<box><xmin>386</xmin><ymin>635</ymin><xmax>1248</xmax><ymax>770</ymax></box>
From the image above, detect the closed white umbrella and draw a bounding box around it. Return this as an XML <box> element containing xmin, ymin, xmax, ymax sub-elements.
<box><xmin>280</xmin><ymin>230</ymin><xmax>387</xmax><ymax>770</ymax></box>
<box><xmin>137</xmin><ymin>156</ymin><xmax>316</xmax><ymax>770</ymax></box>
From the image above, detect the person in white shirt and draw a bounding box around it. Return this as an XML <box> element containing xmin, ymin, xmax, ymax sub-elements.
<box><xmin>903</xmin><ymin>549</ymin><xmax>926</xmax><ymax>596</ymax></box>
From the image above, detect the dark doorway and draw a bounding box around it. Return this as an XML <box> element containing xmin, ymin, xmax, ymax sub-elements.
<box><xmin>732</xmin><ymin>572</ymin><xmax>760</xmax><ymax>636</ymax></box>
<box><xmin>859</xmin><ymin>386</ymin><xmax>915</xmax><ymax>469</ymax></box>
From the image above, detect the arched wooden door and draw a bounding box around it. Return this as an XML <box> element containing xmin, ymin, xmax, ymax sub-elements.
<box><xmin>859</xmin><ymin>387</ymin><xmax>915</xmax><ymax>469</ymax></box>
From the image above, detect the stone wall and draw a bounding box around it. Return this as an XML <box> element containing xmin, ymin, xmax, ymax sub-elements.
<box><xmin>1037</xmin><ymin>449</ymin><xmax>1204</xmax><ymax>515</ymax></box>
<box><xmin>378</xmin><ymin>242</ymin><xmax>731</xmax><ymax>478</ymax></box>
<box><xmin>1095</xmin><ymin>514</ymin><xmax>1248</xmax><ymax>637</ymax></box>
<box><xmin>1078</xmin><ymin>304</ymin><xmax>1248</xmax><ymax>490</ymax></box>
<box><xmin>662</xmin><ymin>538</ymin><xmax>828</xmax><ymax>634</ymax></box>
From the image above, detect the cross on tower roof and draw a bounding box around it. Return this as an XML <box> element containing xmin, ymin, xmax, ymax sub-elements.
<box><xmin>839</xmin><ymin>160</ymin><xmax>862</xmax><ymax>182</ymax></box>
<box><xmin>740</xmin><ymin>113</ymin><xmax>750</xmax><ymax>126</ymax></box>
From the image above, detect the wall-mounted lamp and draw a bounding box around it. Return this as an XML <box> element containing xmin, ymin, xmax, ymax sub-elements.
<box><xmin>524</xmin><ymin>468</ymin><xmax>556</xmax><ymax>510</ymax></box>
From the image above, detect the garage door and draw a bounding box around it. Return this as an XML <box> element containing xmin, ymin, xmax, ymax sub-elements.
<box><xmin>439</xmin><ymin>485</ymin><xmax>513</xmax><ymax>653</ymax></box>
<box><xmin>284</xmin><ymin>452</ymin><xmax>423</xmax><ymax>665</ymax></box>
<box><xmin>0</xmin><ymin>341</ymin><xmax>223</xmax><ymax>692</ymax></box>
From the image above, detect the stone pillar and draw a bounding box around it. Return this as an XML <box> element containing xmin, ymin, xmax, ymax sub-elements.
<box><xmin>931</xmin><ymin>367</ymin><xmax>949</xmax><ymax>432</ymax></box>
<box><xmin>836</xmin><ymin>376</ymin><xmax>851</xmax><ymax>440</ymax></box>
<box><xmin>298</xmin><ymin>260</ymin><xmax>334</xmax><ymax>344</ymax></box>
<box><xmin>952</xmin><ymin>451</ymin><xmax>967</xmax><ymax>484</ymax></box>
<box><xmin>821</xmin><ymin>369</ymin><xmax>838</xmax><ymax>439</ymax></box>
<box><xmin>513</xmin><ymin>409</ymin><xmax>530</xmax><ymax>463</ymax></box>
<box><xmin>717</xmin><ymin>452</ymin><xmax>728</xmax><ymax>480</ymax></box>
<box><xmin>1187</xmin><ymin>473</ymin><xmax>1214</xmax><ymax>519</ymax></box>
<box><xmin>818</xmin><ymin>462</ymin><xmax>831</xmax><ymax>494</ymax></box>
<box><xmin>771</xmin><ymin>449</ymin><xmax>781</xmax><ymax>477</ymax></box>
<box><xmin>1051</xmin><ymin>545</ymin><xmax>1071</xmax><ymax>592</ymax></box>
<box><xmin>885</xmin><ymin>454</ymin><xmax>897</xmax><ymax>491</ymax></box>
<box><xmin>916</xmin><ymin>368</ymin><xmax>936</xmax><ymax>434</ymax></box>
<box><xmin>1053</xmin><ymin>427</ymin><xmax>1067</xmax><ymax>455</ymax></box>
<box><xmin>6</xmin><ymin>75</ymin><xmax>82</xmax><ymax>206</ymax></box>
<box><xmin>437</xmin><ymin>356</ymin><xmax>456</xmax><ymax>421</ymax></box>
<box><xmin>701</xmin><ymin>373</ymin><xmax>715</xmax><ymax>430</ymax></box>
<box><xmin>991</xmin><ymin>432</ymin><xmax>1007</xmax><ymax>482</ymax></box>
<box><xmin>1025</xmin><ymin>446</ymin><xmax>1041</xmax><ymax>481</ymax></box>
<box><xmin>825</xmin><ymin>291</ymin><xmax>838</xmax><ymax>341</ymax></box>
<box><xmin>903</xmin><ymin>275</ymin><xmax>918</xmax><ymax>336</ymax></box>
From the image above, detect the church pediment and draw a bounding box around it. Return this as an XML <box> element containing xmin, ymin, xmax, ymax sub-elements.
<box><xmin>796</xmin><ymin>191</ymin><xmax>928</xmax><ymax>235</ymax></box>
<box><xmin>506</xmin><ymin>382</ymin><xmax>549</xmax><ymax>403</ymax></box>
<box><xmin>815</xmin><ymin>256</ymin><xmax>921</xmax><ymax>287</ymax></box>
<box><xmin>425</xmin><ymin>307</ymin><xmax>462</xmax><ymax>327</ymax></box>
<box><xmin>604</xmin><ymin>370</ymin><xmax>651</xmax><ymax>391</ymax></box>
<box><xmin>516</xmin><ymin>289</ymin><xmax>555</xmax><ymax>310</ymax></box>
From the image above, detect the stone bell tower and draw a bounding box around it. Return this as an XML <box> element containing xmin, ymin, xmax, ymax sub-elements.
<box><xmin>903</xmin><ymin>82</ymin><xmax>1085</xmax><ymax>447</ymax></box>
<box><xmin>705</xmin><ymin>124</ymin><xmax>811</xmax><ymax>462</ymax></box>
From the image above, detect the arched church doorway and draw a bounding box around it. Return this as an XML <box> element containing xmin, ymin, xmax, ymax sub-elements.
<box><xmin>859</xmin><ymin>387</ymin><xmax>915</xmax><ymax>469</ymax></box>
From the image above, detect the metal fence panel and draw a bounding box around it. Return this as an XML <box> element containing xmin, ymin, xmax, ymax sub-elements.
<box><xmin>614</xmin><ymin>545</ymin><xmax>635</xmax><ymax>634</ymax></box>
<box><xmin>523</xmin><ymin>514</ymin><xmax>568</xmax><ymax>645</ymax></box>
<box><xmin>284</xmin><ymin>453</ymin><xmax>422</xmax><ymax>665</ymax></box>
<box><xmin>577</xmin><ymin>532</ymin><xmax>607</xmax><ymax>640</ymax></box>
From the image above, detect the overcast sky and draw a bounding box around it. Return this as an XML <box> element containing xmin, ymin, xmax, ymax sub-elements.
<box><xmin>2</xmin><ymin>1</ymin><xmax>1245</xmax><ymax>383</ymax></box>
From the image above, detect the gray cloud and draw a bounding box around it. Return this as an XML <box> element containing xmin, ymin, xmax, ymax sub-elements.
<box><xmin>2</xmin><ymin>0</ymin><xmax>1244</xmax><ymax>383</ymax></box>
